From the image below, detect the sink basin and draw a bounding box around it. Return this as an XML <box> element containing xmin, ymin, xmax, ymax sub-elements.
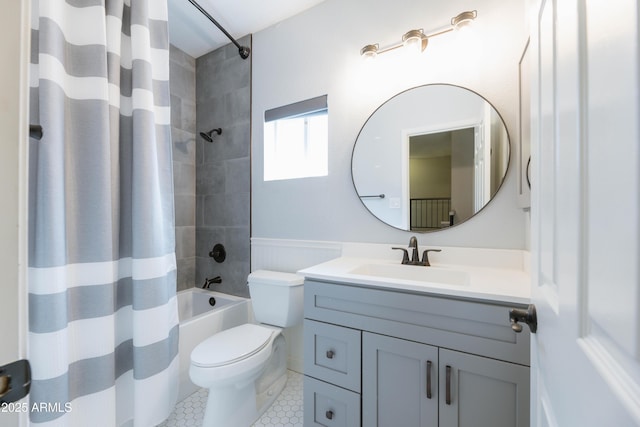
<box><xmin>348</xmin><ymin>263</ymin><xmax>470</xmax><ymax>286</ymax></box>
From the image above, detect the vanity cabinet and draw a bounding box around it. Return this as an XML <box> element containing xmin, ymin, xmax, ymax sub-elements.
<box><xmin>303</xmin><ymin>279</ymin><xmax>530</xmax><ymax>427</ymax></box>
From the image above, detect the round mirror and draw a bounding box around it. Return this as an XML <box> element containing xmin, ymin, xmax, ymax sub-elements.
<box><xmin>351</xmin><ymin>84</ymin><xmax>510</xmax><ymax>232</ymax></box>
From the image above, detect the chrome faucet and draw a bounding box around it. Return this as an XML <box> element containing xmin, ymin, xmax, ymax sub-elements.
<box><xmin>393</xmin><ymin>236</ymin><xmax>442</xmax><ymax>266</ymax></box>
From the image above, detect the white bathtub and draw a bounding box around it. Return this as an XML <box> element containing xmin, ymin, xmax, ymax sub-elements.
<box><xmin>176</xmin><ymin>288</ymin><xmax>250</xmax><ymax>401</ymax></box>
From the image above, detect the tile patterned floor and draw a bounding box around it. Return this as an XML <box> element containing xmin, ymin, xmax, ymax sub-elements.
<box><xmin>253</xmin><ymin>370</ymin><xmax>303</xmax><ymax>427</ymax></box>
<box><xmin>158</xmin><ymin>370</ymin><xmax>303</xmax><ymax>427</ymax></box>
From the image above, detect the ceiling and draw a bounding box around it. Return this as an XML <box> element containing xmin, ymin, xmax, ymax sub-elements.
<box><xmin>167</xmin><ymin>0</ymin><xmax>327</xmax><ymax>58</ymax></box>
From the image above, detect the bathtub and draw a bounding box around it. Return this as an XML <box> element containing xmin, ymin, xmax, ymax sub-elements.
<box><xmin>176</xmin><ymin>288</ymin><xmax>250</xmax><ymax>401</ymax></box>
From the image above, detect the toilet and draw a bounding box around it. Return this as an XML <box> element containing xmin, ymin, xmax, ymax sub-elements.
<box><xmin>189</xmin><ymin>270</ymin><xmax>304</xmax><ymax>427</ymax></box>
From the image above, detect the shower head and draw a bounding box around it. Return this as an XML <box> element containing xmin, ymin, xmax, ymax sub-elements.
<box><xmin>200</xmin><ymin>128</ymin><xmax>222</xmax><ymax>142</ymax></box>
<box><xmin>200</xmin><ymin>132</ymin><xmax>213</xmax><ymax>142</ymax></box>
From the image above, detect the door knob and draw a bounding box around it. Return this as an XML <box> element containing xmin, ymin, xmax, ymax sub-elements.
<box><xmin>509</xmin><ymin>304</ymin><xmax>537</xmax><ymax>333</ymax></box>
<box><xmin>0</xmin><ymin>359</ymin><xmax>31</xmax><ymax>404</ymax></box>
<box><xmin>0</xmin><ymin>375</ymin><xmax>10</xmax><ymax>399</ymax></box>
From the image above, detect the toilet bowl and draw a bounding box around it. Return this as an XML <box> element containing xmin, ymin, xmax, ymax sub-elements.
<box><xmin>189</xmin><ymin>270</ymin><xmax>304</xmax><ymax>427</ymax></box>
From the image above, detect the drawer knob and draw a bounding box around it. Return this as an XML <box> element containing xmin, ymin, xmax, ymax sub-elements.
<box><xmin>326</xmin><ymin>350</ymin><xmax>335</xmax><ymax>359</ymax></box>
<box><xmin>326</xmin><ymin>410</ymin><xmax>334</xmax><ymax>420</ymax></box>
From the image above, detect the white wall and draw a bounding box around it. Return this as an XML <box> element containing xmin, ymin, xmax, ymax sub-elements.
<box><xmin>0</xmin><ymin>1</ymin><xmax>29</xmax><ymax>424</ymax></box>
<box><xmin>251</xmin><ymin>0</ymin><xmax>528</xmax><ymax>249</ymax></box>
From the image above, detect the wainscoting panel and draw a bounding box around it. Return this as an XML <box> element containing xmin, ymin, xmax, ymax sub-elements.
<box><xmin>251</xmin><ymin>238</ymin><xmax>342</xmax><ymax>274</ymax></box>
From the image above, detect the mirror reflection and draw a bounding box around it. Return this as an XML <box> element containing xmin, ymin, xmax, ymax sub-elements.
<box><xmin>351</xmin><ymin>84</ymin><xmax>510</xmax><ymax>232</ymax></box>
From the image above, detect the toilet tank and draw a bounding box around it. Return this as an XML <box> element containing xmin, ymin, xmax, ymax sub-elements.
<box><xmin>248</xmin><ymin>270</ymin><xmax>304</xmax><ymax>327</ymax></box>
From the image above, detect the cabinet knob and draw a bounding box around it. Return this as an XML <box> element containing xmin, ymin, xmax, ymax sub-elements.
<box><xmin>326</xmin><ymin>350</ymin><xmax>335</xmax><ymax>359</ymax></box>
<box><xmin>325</xmin><ymin>410</ymin><xmax>334</xmax><ymax>420</ymax></box>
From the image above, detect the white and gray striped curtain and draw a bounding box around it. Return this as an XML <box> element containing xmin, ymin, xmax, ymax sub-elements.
<box><xmin>28</xmin><ymin>0</ymin><xmax>178</xmax><ymax>425</ymax></box>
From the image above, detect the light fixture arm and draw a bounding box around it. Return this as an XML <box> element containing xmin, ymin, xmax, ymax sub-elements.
<box><xmin>424</xmin><ymin>26</ymin><xmax>454</xmax><ymax>39</ymax></box>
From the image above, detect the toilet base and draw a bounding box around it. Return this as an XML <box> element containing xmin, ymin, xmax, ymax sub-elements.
<box><xmin>255</xmin><ymin>371</ymin><xmax>287</xmax><ymax>421</ymax></box>
<box><xmin>200</xmin><ymin>334</ymin><xmax>287</xmax><ymax>427</ymax></box>
<box><xmin>201</xmin><ymin>382</ymin><xmax>258</xmax><ymax>427</ymax></box>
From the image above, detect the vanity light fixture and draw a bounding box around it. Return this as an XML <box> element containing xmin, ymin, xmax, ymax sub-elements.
<box><xmin>360</xmin><ymin>10</ymin><xmax>477</xmax><ymax>58</ymax></box>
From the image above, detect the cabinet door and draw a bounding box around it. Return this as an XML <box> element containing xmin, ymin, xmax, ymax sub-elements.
<box><xmin>363</xmin><ymin>332</ymin><xmax>438</xmax><ymax>426</ymax></box>
<box><xmin>439</xmin><ymin>349</ymin><xmax>529</xmax><ymax>427</ymax></box>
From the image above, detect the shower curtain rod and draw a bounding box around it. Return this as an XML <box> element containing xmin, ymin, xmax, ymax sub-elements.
<box><xmin>186</xmin><ymin>0</ymin><xmax>251</xmax><ymax>59</ymax></box>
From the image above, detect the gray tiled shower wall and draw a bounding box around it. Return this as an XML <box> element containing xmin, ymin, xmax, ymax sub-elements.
<box><xmin>170</xmin><ymin>37</ymin><xmax>251</xmax><ymax>297</ymax></box>
<box><xmin>195</xmin><ymin>35</ymin><xmax>252</xmax><ymax>298</ymax></box>
<box><xmin>170</xmin><ymin>44</ymin><xmax>197</xmax><ymax>292</ymax></box>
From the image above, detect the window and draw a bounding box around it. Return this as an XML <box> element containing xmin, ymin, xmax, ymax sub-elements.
<box><xmin>263</xmin><ymin>95</ymin><xmax>328</xmax><ymax>181</ymax></box>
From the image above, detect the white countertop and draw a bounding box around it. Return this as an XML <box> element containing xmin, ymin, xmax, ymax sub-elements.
<box><xmin>298</xmin><ymin>256</ymin><xmax>531</xmax><ymax>305</ymax></box>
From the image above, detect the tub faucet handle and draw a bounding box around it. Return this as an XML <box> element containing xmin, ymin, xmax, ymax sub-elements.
<box><xmin>209</xmin><ymin>243</ymin><xmax>226</xmax><ymax>263</ymax></box>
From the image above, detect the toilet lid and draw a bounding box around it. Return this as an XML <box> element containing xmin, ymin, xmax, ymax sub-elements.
<box><xmin>191</xmin><ymin>324</ymin><xmax>274</xmax><ymax>368</ymax></box>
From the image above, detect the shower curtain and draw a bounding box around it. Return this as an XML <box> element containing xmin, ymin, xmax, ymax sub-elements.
<box><xmin>28</xmin><ymin>0</ymin><xmax>178</xmax><ymax>425</ymax></box>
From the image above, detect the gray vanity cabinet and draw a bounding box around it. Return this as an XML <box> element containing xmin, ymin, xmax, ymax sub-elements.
<box><xmin>303</xmin><ymin>279</ymin><xmax>531</xmax><ymax>427</ymax></box>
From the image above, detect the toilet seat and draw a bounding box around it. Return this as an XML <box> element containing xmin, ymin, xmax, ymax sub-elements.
<box><xmin>191</xmin><ymin>324</ymin><xmax>274</xmax><ymax>368</ymax></box>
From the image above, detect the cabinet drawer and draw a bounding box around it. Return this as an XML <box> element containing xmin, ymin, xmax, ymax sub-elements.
<box><xmin>304</xmin><ymin>319</ymin><xmax>361</xmax><ymax>392</ymax></box>
<box><xmin>304</xmin><ymin>376</ymin><xmax>361</xmax><ymax>427</ymax></box>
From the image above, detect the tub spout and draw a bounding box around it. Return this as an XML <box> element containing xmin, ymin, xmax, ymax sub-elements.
<box><xmin>202</xmin><ymin>276</ymin><xmax>222</xmax><ymax>289</ymax></box>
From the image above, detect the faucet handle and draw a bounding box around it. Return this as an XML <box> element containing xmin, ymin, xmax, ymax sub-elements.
<box><xmin>392</xmin><ymin>247</ymin><xmax>410</xmax><ymax>264</ymax></box>
<box><xmin>421</xmin><ymin>249</ymin><xmax>442</xmax><ymax>266</ymax></box>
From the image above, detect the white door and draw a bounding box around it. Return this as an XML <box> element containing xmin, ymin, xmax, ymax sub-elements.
<box><xmin>0</xmin><ymin>0</ymin><xmax>30</xmax><ymax>425</ymax></box>
<box><xmin>529</xmin><ymin>0</ymin><xmax>640</xmax><ymax>425</ymax></box>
